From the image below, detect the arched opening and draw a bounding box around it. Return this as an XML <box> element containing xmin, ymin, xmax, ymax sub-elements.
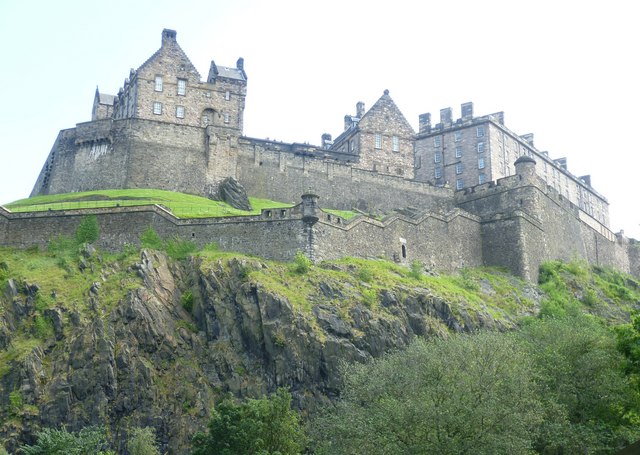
<box><xmin>201</xmin><ymin>108</ymin><xmax>216</xmax><ymax>127</ymax></box>
<box><xmin>401</xmin><ymin>244</ymin><xmax>407</xmax><ymax>259</ymax></box>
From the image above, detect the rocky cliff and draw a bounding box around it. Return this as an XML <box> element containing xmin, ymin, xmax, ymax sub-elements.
<box><xmin>0</xmin><ymin>247</ymin><xmax>540</xmax><ymax>453</ymax></box>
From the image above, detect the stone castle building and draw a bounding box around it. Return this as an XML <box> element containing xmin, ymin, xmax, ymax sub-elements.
<box><xmin>1</xmin><ymin>29</ymin><xmax>638</xmax><ymax>282</ymax></box>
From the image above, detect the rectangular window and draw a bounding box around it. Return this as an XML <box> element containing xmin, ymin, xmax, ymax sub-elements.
<box><xmin>375</xmin><ymin>133</ymin><xmax>382</xmax><ymax>149</ymax></box>
<box><xmin>434</xmin><ymin>152</ymin><xmax>441</xmax><ymax>163</ymax></box>
<box><xmin>477</xmin><ymin>142</ymin><xmax>485</xmax><ymax>153</ymax></box>
<box><xmin>434</xmin><ymin>167</ymin><xmax>442</xmax><ymax>179</ymax></box>
<box><xmin>224</xmin><ymin>112</ymin><xmax>230</xmax><ymax>124</ymax></box>
<box><xmin>455</xmin><ymin>146</ymin><xmax>462</xmax><ymax>158</ymax></box>
<box><xmin>392</xmin><ymin>136</ymin><xmax>399</xmax><ymax>152</ymax></box>
<box><xmin>154</xmin><ymin>76</ymin><xmax>163</xmax><ymax>92</ymax></box>
<box><xmin>476</xmin><ymin>126</ymin><xmax>485</xmax><ymax>138</ymax></box>
<box><xmin>225</xmin><ymin>90</ymin><xmax>230</xmax><ymax>101</ymax></box>
<box><xmin>479</xmin><ymin>173</ymin><xmax>486</xmax><ymax>184</ymax></box>
<box><xmin>176</xmin><ymin>106</ymin><xmax>185</xmax><ymax>118</ymax></box>
<box><xmin>456</xmin><ymin>179</ymin><xmax>464</xmax><ymax>190</ymax></box>
<box><xmin>153</xmin><ymin>102</ymin><xmax>162</xmax><ymax>115</ymax></box>
<box><xmin>177</xmin><ymin>78</ymin><xmax>187</xmax><ymax>96</ymax></box>
<box><xmin>478</xmin><ymin>157</ymin><xmax>485</xmax><ymax>169</ymax></box>
<box><xmin>455</xmin><ymin>163</ymin><xmax>463</xmax><ymax>174</ymax></box>
<box><xmin>434</xmin><ymin>136</ymin><xmax>441</xmax><ymax>147</ymax></box>
<box><xmin>454</xmin><ymin>131</ymin><xmax>462</xmax><ymax>142</ymax></box>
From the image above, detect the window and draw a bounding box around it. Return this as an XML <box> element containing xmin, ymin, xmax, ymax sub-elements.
<box><xmin>177</xmin><ymin>78</ymin><xmax>186</xmax><ymax>96</ymax></box>
<box><xmin>392</xmin><ymin>136</ymin><xmax>399</xmax><ymax>152</ymax></box>
<box><xmin>176</xmin><ymin>106</ymin><xmax>185</xmax><ymax>118</ymax></box>
<box><xmin>434</xmin><ymin>136</ymin><xmax>441</xmax><ymax>147</ymax></box>
<box><xmin>456</xmin><ymin>179</ymin><xmax>464</xmax><ymax>190</ymax></box>
<box><xmin>455</xmin><ymin>146</ymin><xmax>462</xmax><ymax>158</ymax></box>
<box><xmin>455</xmin><ymin>163</ymin><xmax>463</xmax><ymax>174</ymax></box>
<box><xmin>375</xmin><ymin>133</ymin><xmax>382</xmax><ymax>149</ymax></box>
<box><xmin>476</xmin><ymin>126</ymin><xmax>485</xmax><ymax>138</ymax></box>
<box><xmin>223</xmin><ymin>112</ymin><xmax>230</xmax><ymax>124</ymax></box>
<box><xmin>477</xmin><ymin>142</ymin><xmax>485</xmax><ymax>153</ymax></box>
<box><xmin>454</xmin><ymin>131</ymin><xmax>462</xmax><ymax>142</ymax></box>
<box><xmin>225</xmin><ymin>90</ymin><xmax>230</xmax><ymax>101</ymax></box>
<box><xmin>153</xmin><ymin>102</ymin><xmax>162</xmax><ymax>115</ymax></box>
<box><xmin>434</xmin><ymin>152</ymin><xmax>442</xmax><ymax>163</ymax></box>
<box><xmin>479</xmin><ymin>173</ymin><xmax>486</xmax><ymax>184</ymax></box>
<box><xmin>434</xmin><ymin>167</ymin><xmax>442</xmax><ymax>179</ymax></box>
<box><xmin>154</xmin><ymin>76</ymin><xmax>163</xmax><ymax>92</ymax></box>
<box><xmin>478</xmin><ymin>157</ymin><xmax>485</xmax><ymax>169</ymax></box>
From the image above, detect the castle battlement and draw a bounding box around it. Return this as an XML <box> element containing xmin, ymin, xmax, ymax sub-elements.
<box><xmin>8</xmin><ymin>28</ymin><xmax>635</xmax><ymax>282</ymax></box>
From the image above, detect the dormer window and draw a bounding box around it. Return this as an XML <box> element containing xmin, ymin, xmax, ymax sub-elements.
<box><xmin>155</xmin><ymin>76</ymin><xmax>163</xmax><ymax>92</ymax></box>
<box><xmin>177</xmin><ymin>79</ymin><xmax>186</xmax><ymax>96</ymax></box>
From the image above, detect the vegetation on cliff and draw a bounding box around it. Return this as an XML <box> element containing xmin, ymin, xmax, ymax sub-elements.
<box><xmin>1</xmin><ymin>231</ymin><xmax>640</xmax><ymax>453</ymax></box>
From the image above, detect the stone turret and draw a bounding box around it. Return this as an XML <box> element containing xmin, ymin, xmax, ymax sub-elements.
<box><xmin>514</xmin><ymin>155</ymin><xmax>537</xmax><ymax>181</ymax></box>
<box><xmin>301</xmin><ymin>192</ymin><xmax>319</xmax><ymax>224</ymax></box>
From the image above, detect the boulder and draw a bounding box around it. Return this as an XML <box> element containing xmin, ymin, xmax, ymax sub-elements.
<box><xmin>219</xmin><ymin>177</ymin><xmax>253</xmax><ymax>211</ymax></box>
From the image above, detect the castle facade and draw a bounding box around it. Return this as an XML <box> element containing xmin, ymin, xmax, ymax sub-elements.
<box><xmin>1</xmin><ymin>29</ymin><xmax>637</xmax><ymax>282</ymax></box>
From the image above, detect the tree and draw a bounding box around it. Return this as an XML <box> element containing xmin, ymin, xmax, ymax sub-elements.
<box><xmin>20</xmin><ymin>426</ymin><xmax>113</xmax><ymax>455</ymax></box>
<box><xmin>75</xmin><ymin>215</ymin><xmax>100</xmax><ymax>244</ymax></box>
<box><xmin>127</xmin><ymin>427</ymin><xmax>160</xmax><ymax>455</ymax></box>
<box><xmin>312</xmin><ymin>332</ymin><xmax>543</xmax><ymax>455</ymax></box>
<box><xmin>192</xmin><ymin>388</ymin><xmax>306</xmax><ymax>455</ymax></box>
<box><xmin>519</xmin><ymin>314</ymin><xmax>640</xmax><ymax>454</ymax></box>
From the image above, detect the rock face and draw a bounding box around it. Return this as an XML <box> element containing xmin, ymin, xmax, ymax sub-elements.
<box><xmin>0</xmin><ymin>251</ymin><xmax>529</xmax><ymax>453</ymax></box>
<box><xmin>218</xmin><ymin>177</ymin><xmax>253</xmax><ymax>211</ymax></box>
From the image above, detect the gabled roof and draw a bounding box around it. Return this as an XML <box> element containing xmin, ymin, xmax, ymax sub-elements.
<box><xmin>137</xmin><ymin>29</ymin><xmax>202</xmax><ymax>80</ymax></box>
<box><xmin>358</xmin><ymin>89</ymin><xmax>415</xmax><ymax>136</ymax></box>
<box><xmin>98</xmin><ymin>93</ymin><xmax>116</xmax><ymax>105</ymax></box>
<box><xmin>217</xmin><ymin>66</ymin><xmax>246</xmax><ymax>81</ymax></box>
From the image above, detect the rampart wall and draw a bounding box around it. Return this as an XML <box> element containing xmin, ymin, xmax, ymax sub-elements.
<box><xmin>313</xmin><ymin>209</ymin><xmax>482</xmax><ymax>272</ymax></box>
<box><xmin>235</xmin><ymin>139</ymin><xmax>453</xmax><ymax>213</ymax></box>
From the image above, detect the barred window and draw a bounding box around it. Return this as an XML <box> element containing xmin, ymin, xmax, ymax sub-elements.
<box><xmin>153</xmin><ymin>102</ymin><xmax>162</xmax><ymax>115</ymax></box>
<box><xmin>177</xmin><ymin>78</ymin><xmax>187</xmax><ymax>96</ymax></box>
<box><xmin>375</xmin><ymin>133</ymin><xmax>382</xmax><ymax>149</ymax></box>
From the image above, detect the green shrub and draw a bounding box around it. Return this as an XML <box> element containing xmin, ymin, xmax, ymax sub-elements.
<box><xmin>127</xmin><ymin>427</ymin><xmax>160</xmax><ymax>455</ymax></box>
<box><xmin>358</xmin><ymin>267</ymin><xmax>373</xmax><ymax>283</ymax></box>
<box><xmin>33</xmin><ymin>315</ymin><xmax>54</xmax><ymax>339</ymax></box>
<box><xmin>181</xmin><ymin>291</ymin><xmax>194</xmax><ymax>312</ymax></box>
<box><xmin>140</xmin><ymin>226</ymin><xmax>164</xmax><ymax>250</ymax></box>
<box><xmin>47</xmin><ymin>235</ymin><xmax>77</xmax><ymax>255</ymax></box>
<box><xmin>361</xmin><ymin>288</ymin><xmax>378</xmax><ymax>309</ymax></box>
<box><xmin>20</xmin><ymin>426</ymin><xmax>112</xmax><ymax>454</ymax></box>
<box><xmin>408</xmin><ymin>260</ymin><xmax>423</xmax><ymax>280</ymax></box>
<box><xmin>292</xmin><ymin>251</ymin><xmax>312</xmax><ymax>274</ymax></box>
<box><xmin>165</xmin><ymin>237</ymin><xmax>198</xmax><ymax>260</ymax></box>
<box><xmin>75</xmin><ymin>215</ymin><xmax>100</xmax><ymax>244</ymax></box>
<box><xmin>9</xmin><ymin>389</ymin><xmax>23</xmax><ymax>414</ymax></box>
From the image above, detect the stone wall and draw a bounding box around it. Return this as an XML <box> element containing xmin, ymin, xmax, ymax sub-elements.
<box><xmin>312</xmin><ymin>209</ymin><xmax>483</xmax><ymax>272</ymax></box>
<box><xmin>0</xmin><ymin>205</ymin><xmax>309</xmax><ymax>263</ymax></box>
<box><xmin>235</xmin><ymin>139</ymin><xmax>453</xmax><ymax>213</ymax></box>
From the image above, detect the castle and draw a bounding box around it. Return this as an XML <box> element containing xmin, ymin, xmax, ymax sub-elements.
<box><xmin>1</xmin><ymin>29</ymin><xmax>638</xmax><ymax>281</ymax></box>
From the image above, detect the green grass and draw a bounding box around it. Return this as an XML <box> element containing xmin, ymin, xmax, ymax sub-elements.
<box><xmin>3</xmin><ymin>189</ymin><xmax>293</xmax><ymax>219</ymax></box>
<box><xmin>323</xmin><ymin>209</ymin><xmax>358</xmax><ymax>220</ymax></box>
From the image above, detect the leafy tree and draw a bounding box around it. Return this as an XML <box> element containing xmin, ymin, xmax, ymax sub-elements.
<box><xmin>192</xmin><ymin>388</ymin><xmax>306</xmax><ymax>455</ymax></box>
<box><xmin>292</xmin><ymin>251</ymin><xmax>311</xmax><ymax>274</ymax></box>
<box><xmin>20</xmin><ymin>426</ymin><xmax>113</xmax><ymax>455</ymax></box>
<box><xmin>519</xmin><ymin>313</ymin><xmax>639</xmax><ymax>453</ymax></box>
<box><xmin>127</xmin><ymin>426</ymin><xmax>160</xmax><ymax>455</ymax></box>
<box><xmin>75</xmin><ymin>215</ymin><xmax>100</xmax><ymax>244</ymax></box>
<box><xmin>312</xmin><ymin>332</ymin><xmax>543</xmax><ymax>455</ymax></box>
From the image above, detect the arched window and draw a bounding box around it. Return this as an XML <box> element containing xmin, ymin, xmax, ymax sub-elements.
<box><xmin>401</xmin><ymin>244</ymin><xmax>407</xmax><ymax>259</ymax></box>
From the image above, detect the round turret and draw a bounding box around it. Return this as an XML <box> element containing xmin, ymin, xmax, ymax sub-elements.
<box><xmin>301</xmin><ymin>192</ymin><xmax>319</xmax><ymax>224</ymax></box>
<box><xmin>514</xmin><ymin>155</ymin><xmax>537</xmax><ymax>180</ymax></box>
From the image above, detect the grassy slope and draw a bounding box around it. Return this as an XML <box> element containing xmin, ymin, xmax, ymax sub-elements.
<box><xmin>2</xmin><ymin>189</ymin><xmax>293</xmax><ymax>219</ymax></box>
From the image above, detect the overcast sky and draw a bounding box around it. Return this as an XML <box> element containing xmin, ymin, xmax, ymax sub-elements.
<box><xmin>0</xmin><ymin>0</ymin><xmax>638</xmax><ymax>238</ymax></box>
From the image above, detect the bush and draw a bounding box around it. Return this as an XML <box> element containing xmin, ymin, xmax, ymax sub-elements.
<box><xmin>408</xmin><ymin>260</ymin><xmax>423</xmax><ymax>280</ymax></box>
<box><xmin>127</xmin><ymin>427</ymin><xmax>160</xmax><ymax>455</ymax></box>
<box><xmin>75</xmin><ymin>215</ymin><xmax>100</xmax><ymax>244</ymax></box>
<box><xmin>140</xmin><ymin>226</ymin><xmax>164</xmax><ymax>250</ymax></box>
<box><xmin>9</xmin><ymin>389</ymin><xmax>23</xmax><ymax>414</ymax></box>
<box><xmin>165</xmin><ymin>236</ymin><xmax>198</xmax><ymax>260</ymax></box>
<box><xmin>20</xmin><ymin>426</ymin><xmax>112</xmax><ymax>455</ymax></box>
<box><xmin>181</xmin><ymin>290</ymin><xmax>194</xmax><ymax>312</ymax></box>
<box><xmin>358</xmin><ymin>267</ymin><xmax>373</xmax><ymax>283</ymax></box>
<box><xmin>292</xmin><ymin>251</ymin><xmax>312</xmax><ymax>274</ymax></box>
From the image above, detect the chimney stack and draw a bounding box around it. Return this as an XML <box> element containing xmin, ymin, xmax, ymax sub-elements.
<box><xmin>161</xmin><ymin>29</ymin><xmax>177</xmax><ymax>47</ymax></box>
<box><xmin>461</xmin><ymin>102</ymin><xmax>473</xmax><ymax>121</ymax></box>
<box><xmin>419</xmin><ymin>113</ymin><xmax>432</xmax><ymax>134</ymax></box>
